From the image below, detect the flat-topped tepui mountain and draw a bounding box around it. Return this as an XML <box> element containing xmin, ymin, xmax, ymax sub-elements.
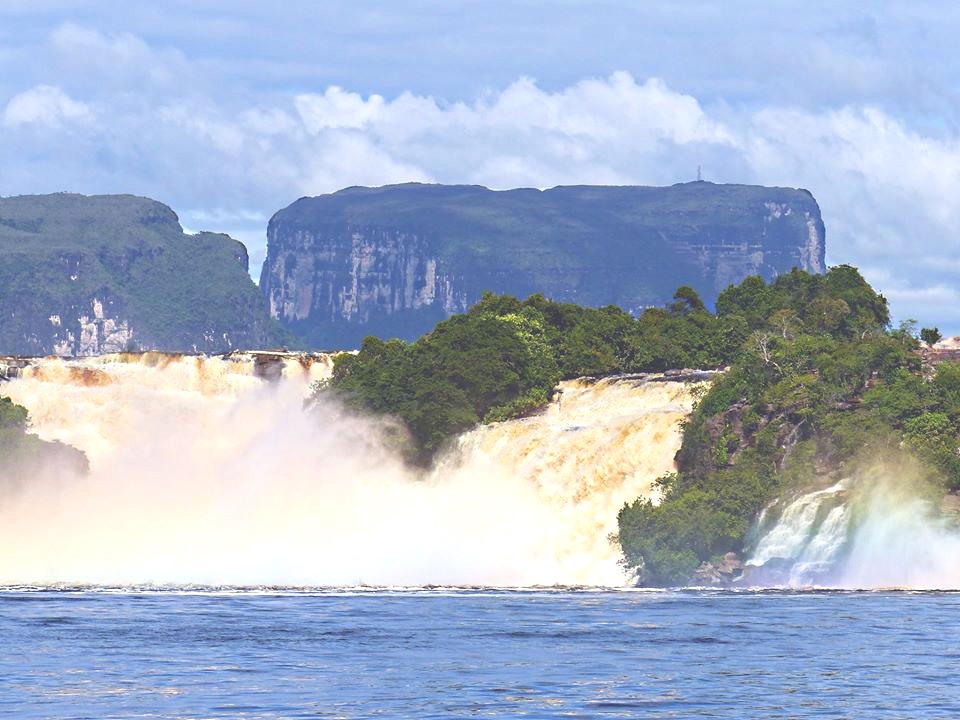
<box><xmin>261</xmin><ymin>182</ymin><xmax>825</xmax><ymax>347</ymax></box>
<box><xmin>0</xmin><ymin>183</ymin><xmax>826</xmax><ymax>355</ymax></box>
<box><xmin>0</xmin><ymin>193</ymin><xmax>281</xmax><ymax>355</ymax></box>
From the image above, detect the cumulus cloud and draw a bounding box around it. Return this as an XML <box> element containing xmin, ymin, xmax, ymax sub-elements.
<box><xmin>295</xmin><ymin>87</ymin><xmax>387</xmax><ymax>131</ymax></box>
<box><xmin>3</xmin><ymin>84</ymin><xmax>92</xmax><ymax>127</ymax></box>
<box><xmin>738</xmin><ymin>105</ymin><xmax>960</xmax><ymax>331</ymax></box>
<box><xmin>159</xmin><ymin>104</ymin><xmax>247</xmax><ymax>155</ymax></box>
<box><xmin>283</xmin><ymin>73</ymin><xmax>738</xmax><ymax>191</ymax></box>
<box><xmin>0</xmin><ymin>20</ymin><xmax>958</xmax><ymax>333</ymax></box>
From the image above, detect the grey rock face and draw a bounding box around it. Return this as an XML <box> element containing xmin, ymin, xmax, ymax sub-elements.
<box><xmin>261</xmin><ymin>182</ymin><xmax>827</xmax><ymax>348</ymax></box>
<box><xmin>264</xmin><ymin>227</ymin><xmax>468</xmax><ymax>326</ymax></box>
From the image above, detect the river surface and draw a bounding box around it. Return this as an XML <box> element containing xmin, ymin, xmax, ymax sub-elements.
<box><xmin>1</xmin><ymin>588</ymin><xmax>958</xmax><ymax>719</ymax></box>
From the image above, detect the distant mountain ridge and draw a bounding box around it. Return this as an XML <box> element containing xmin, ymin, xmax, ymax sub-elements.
<box><xmin>0</xmin><ymin>193</ymin><xmax>280</xmax><ymax>355</ymax></box>
<box><xmin>260</xmin><ymin>182</ymin><xmax>826</xmax><ymax>347</ymax></box>
<box><xmin>0</xmin><ymin>183</ymin><xmax>827</xmax><ymax>355</ymax></box>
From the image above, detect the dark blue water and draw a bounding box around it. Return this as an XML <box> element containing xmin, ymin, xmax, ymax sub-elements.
<box><xmin>2</xmin><ymin>589</ymin><xmax>958</xmax><ymax>719</ymax></box>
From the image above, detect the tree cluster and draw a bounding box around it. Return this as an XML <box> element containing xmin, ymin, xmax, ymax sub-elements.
<box><xmin>618</xmin><ymin>266</ymin><xmax>960</xmax><ymax>585</ymax></box>
<box><xmin>321</xmin><ymin>287</ymin><xmax>744</xmax><ymax>464</ymax></box>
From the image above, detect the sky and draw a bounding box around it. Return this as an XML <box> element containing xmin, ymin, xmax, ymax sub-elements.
<box><xmin>0</xmin><ymin>1</ymin><xmax>958</xmax><ymax>333</ymax></box>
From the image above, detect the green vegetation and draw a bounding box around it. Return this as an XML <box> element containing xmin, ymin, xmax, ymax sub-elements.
<box><xmin>321</xmin><ymin>288</ymin><xmax>746</xmax><ymax>463</ymax></box>
<box><xmin>921</xmin><ymin>326</ymin><xmax>943</xmax><ymax>347</ymax></box>
<box><xmin>617</xmin><ymin>266</ymin><xmax>960</xmax><ymax>585</ymax></box>
<box><xmin>0</xmin><ymin>193</ymin><xmax>284</xmax><ymax>355</ymax></box>
<box><xmin>0</xmin><ymin>396</ymin><xmax>87</xmax><ymax>479</ymax></box>
<box><xmin>0</xmin><ymin>397</ymin><xmax>28</xmax><ymax>434</ymax></box>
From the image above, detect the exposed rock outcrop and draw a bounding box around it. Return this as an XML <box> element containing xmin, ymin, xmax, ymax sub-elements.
<box><xmin>261</xmin><ymin>182</ymin><xmax>827</xmax><ymax>347</ymax></box>
<box><xmin>691</xmin><ymin>552</ymin><xmax>744</xmax><ymax>586</ymax></box>
<box><xmin>0</xmin><ymin>193</ymin><xmax>282</xmax><ymax>356</ymax></box>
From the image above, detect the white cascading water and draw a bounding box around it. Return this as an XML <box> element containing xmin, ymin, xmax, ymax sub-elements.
<box><xmin>746</xmin><ymin>471</ymin><xmax>960</xmax><ymax>589</ymax></box>
<box><xmin>0</xmin><ymin>354</ymin><xmax>702</xmax><ymax>587</ymax></box>
<box><xmin>746</xmin><ymin>480</ymin><xmax>851</xmax><ymax>586</ymax></box>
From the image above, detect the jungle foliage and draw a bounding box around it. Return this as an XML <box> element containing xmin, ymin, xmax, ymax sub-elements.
<box><xmin>321</xmin><ymin>286</ymin><xmax>746</xmax><ymax>463</ymax></box>
<box><xmin>618</xmin><ymin>266</ymin><xmax>960</xmax><ymax>585</ymax></box>
<box><xmin>321</xmin><ymin>263</ymin><xmax>959</xmax><ymax>586</ymax></box>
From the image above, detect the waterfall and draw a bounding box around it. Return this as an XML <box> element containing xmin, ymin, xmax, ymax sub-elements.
<box><xmin>745</xmin><ymin>470</ymin><xmax>960</xmax><ymax>589</ymax></box>
<box><xmin>0</xmin><ymin>355</ymin><xmax>704</xmax><ymax>587</ymax></box>
<box><xmin>745</xmin><ymin>480</ymin><xmax>851</xmax><ymax>586</ymax></box>
<box><xmin>435</xmin><ymin>376</ymin><xmax>704</xmax><ymax>584</ymax></box>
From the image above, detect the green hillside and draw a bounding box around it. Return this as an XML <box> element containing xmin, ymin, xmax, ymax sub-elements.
<box><xmin>0</xmin><ymin>193</ymin><xmax>283</xmax><ymax>355</ymax></box>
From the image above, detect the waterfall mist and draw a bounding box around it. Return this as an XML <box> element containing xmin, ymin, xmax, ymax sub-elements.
<box><xmin>0</xmin><ymin>355</ymin><xmax>696</xmax><ymax>587</ymax></box>
<box><xmin>746</xmin><ymin>459</ymin><xmax>960</xmax><ymax>589</ymax></box>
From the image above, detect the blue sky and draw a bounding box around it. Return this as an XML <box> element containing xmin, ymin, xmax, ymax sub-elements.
<box><xmin>1</xmin><ymin>1</ymin><xmax>959</xmax><ymax>333</ymax></box>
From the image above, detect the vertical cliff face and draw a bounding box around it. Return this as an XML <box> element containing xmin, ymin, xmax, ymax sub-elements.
<box><xmin>261</xmin><ymin>226</ymin><xmax>468</xmax><ymax>339</ymax></box>
<box><xmin>0</xmin><ymin>194</ymin><xmax>282</xmax><ymax>356</ymax></box>
<box><xmin>261</xmin><ymin>182</ymin><xmax>827</xmax><ymax>348</ymax></box>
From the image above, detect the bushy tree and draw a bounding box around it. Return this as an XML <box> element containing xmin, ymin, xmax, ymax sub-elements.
<box><xmin>0</xmin><ymin>397</ymin><xmax>28</xmax><ymax>430</ymax></box>
<box><xmin>921</xmin><ymin>327</ymin><xmax>943</xmax><ymax>347</ymax></box>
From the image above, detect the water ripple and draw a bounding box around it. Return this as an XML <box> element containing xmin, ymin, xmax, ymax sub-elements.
<box><xmin>0</xmin><ymin>590</ymin><xmax>956</xmax><ymax>719</ymax></box>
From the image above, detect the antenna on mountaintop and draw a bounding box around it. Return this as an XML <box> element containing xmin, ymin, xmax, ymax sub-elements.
<box><xmin>697</xmin><ymin>165</ymin><xmax>702</xmax><ymax>182</ymax></box>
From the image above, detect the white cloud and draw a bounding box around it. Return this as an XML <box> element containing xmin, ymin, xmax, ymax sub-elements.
<box><xmin>298</xmin><ymin>132</ymin><xmax>432</xmax><ymax>191</ymax></box>
<box><xmin>159</xmin><ymin>104</ymin><xmax>246</xmax><ymax>155</ymax></box>
<box><xmin>241</xmin><ymin>107</ymin><xmax>299</xmax><ymax>136</ymax></box>
<box><xmin>748</xmin><ymin>105</ymin><xmax>960</xmax><ymax>231</ymax></box>
<box><xmin>295</xmin><ymin>86</ymin><xmax>386</xmax><ymax>131</ymax></box>
<box><xmin>3</xmin><ymin>84</ymin><xmax>92</xmax><ymax>127</ymax></box>
<box><xmin>48</xmin><ymin>22</ymin><xmax>193</xmax><ymax>92</ymax></box>
<box><xmin>1</xmin><ymin>20</ymin><xmax>958</xmax><ymax>332</ymax></box>
<box><xmin>285</xmin><ymin>73</ymin><xmax>736</xmax><ymax>192</ymax></box>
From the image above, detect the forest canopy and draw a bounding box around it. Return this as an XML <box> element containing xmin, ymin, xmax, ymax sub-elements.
<box><xmin>320</xmin><ymin>283</ymin><xmax>747</xmax><ymax>463</ymax></box>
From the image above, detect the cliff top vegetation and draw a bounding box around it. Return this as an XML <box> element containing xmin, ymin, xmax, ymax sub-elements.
<box><xmin>267</xmin><ymin>181</ymin><xmax>825</xmax><ymax>347</ymax></box>
<box><xmin>0</xmin><ymin>193</ymin><xmax>284</xmax><ymax>354</ymax></box>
